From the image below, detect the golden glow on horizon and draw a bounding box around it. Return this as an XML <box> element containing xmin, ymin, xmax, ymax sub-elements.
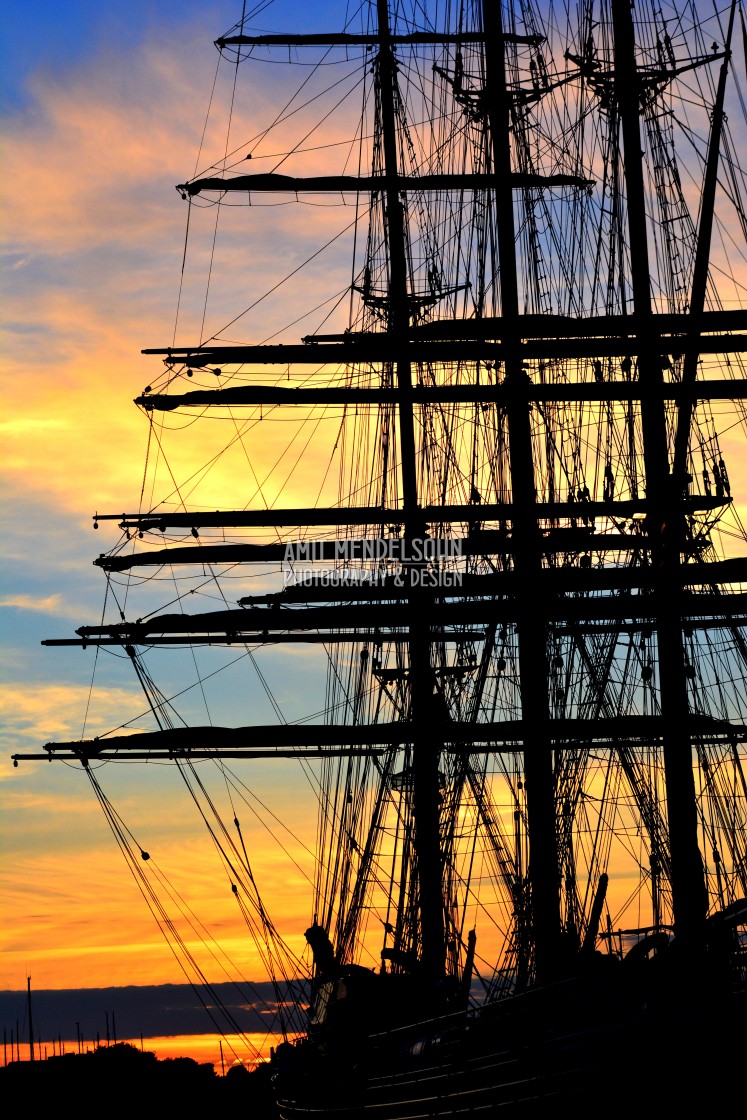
<box><xmin>3</xmin><ymin>1033</ymin><xmax>287</xmax><ymax>1071</ymax></box>
<box><xmin>119</xmin><ymin>1032</ymin><xmax>286</xmax><ymax>1070</ymax></box>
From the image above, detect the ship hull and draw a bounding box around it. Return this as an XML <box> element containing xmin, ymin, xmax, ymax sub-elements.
<box><xmin>274</xmin><ymin>966</ymin><xmax>745</xmax><ymax>1117</ymax></box>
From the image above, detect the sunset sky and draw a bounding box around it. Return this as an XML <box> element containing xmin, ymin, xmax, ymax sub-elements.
<box><xmin>1</xmin><ymin>0</ymin><xmax>355</xmax><ymax>1010</ymax></box>
<box><xmin>4</xmin><ymin>1</ymin><xmax>747</xmax><ymax>1076</ymax></box>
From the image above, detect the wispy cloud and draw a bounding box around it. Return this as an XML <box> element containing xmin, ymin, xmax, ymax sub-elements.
<box><xmin>0</xmin><ymin>593</ymin><xmax>81</xmax><ymax>618</ymax></box>
<box><xmin>0</xmin><ymin>683</ymin><xmax>148</xmax><ymax>771</ymax></box>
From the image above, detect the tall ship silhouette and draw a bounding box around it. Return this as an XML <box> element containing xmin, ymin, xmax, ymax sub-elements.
<box><xmin>18</xmin><ymin>0</ymin><xmax>747</xmax><ymax>1112</ymax></box>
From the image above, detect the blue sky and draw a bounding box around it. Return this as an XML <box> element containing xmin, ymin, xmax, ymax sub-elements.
<box><xmin>0</xmin><ymin>0</ymin><xmax>353</xmax><ymax>110</ymax></box>
<box><xmin>1</xmin><ymin>1</ymin><xmax>228</xmax><ymax>108</ymax></box>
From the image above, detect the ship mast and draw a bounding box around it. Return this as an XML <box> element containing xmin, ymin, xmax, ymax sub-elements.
<box><xmin>374</xmin><ymin>0</ymin><xmax>444</xmax><ymax>978</ymax></box>
<box><xmin>610</xmin><ymin>0</ymin><xmax>707</xmax><ymax>943</ymax></box>
<box><xmin>482</xmin><ymin>0</ymin><xmax>560</xmax><ymax>980</ymax></box>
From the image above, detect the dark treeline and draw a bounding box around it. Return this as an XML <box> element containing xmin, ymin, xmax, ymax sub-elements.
<box><xmin>1</xmin><ymin>1041</ymin><xmax>278</xmax><ymax>1116</ymax></box>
